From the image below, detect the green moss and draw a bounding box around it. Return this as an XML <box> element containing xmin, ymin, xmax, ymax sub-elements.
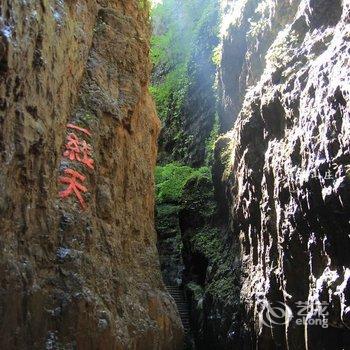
<box><xmin>346</xmin><ymin>166</ymin><xmax>350</xmax><ymax>179</ymax></box>
<box><xmin>266</xmin><ymin>29</ymin><xmax>301</xmax><ymax>70</ymax></box>
<box><xmin>156</xmin><ymin>203</ymin><xmax>180</xmax><ymax>235</ymax></box>
<box><xmin>156</xmin><ymin>203</ymin><xmax>179</xmax><ymax>216</ymax></box>
<box><xmin>212</xmin><ymin>44</ymin><xmax>222</xmax><ymax>67</ymax></box>
<box><xmin>186</xmin><ymin>282</ymin><xmax>204</xmax><ymax>301</ymax></box>
<box><xmin>150</xmin><ymin>63</ymin><xmax>189</xmax><ymax>121</ymax></box>
<box><xmin>155</xmin><ymin>162</ymin><xmax>211</xmax><ymax>203</ymax></box>
<box><xmin>80</xmin><ymin>112</ymin><xmax>96</xmax><ymax>124</ymax></box>
<box><xmin>189</xmin><ymin>226</ymin><xmax>238</xmax><ymax>302</ymax></box>
<box><xmin>93</xmin><ymin>20</ymin><xmax>107</xmax><ymax>35</ymax></box>
<box><xmin>207</xmin><ymin>275</ymin><xmax>236</xmax><ymax>301</ymax></box>
<box><xmin>181</xmin><ymin>174</ymin><xmax>217</xmax><ymax>220</ymax></box>
<box><xmin>190</xmin><ymin>227</ymin><xmax>221</xmax><ymax>262</ymax></box>
<box><xmin>138</xmin><ymin>0</ymin><xmax>150</xmax><ymax>12</ymax></box>
<box><xmin>204</xmin><ymin>244</ymin><xmax>238</xmax><ymax>302</ymax></box>
<box><xmin>214</xmin><ymin>133</ymin><xmax>235</xmax><ymax>180</ymax></box>
<box><xmin>205</xmin><ymin>112</ymin><xmax>220</xmax><ymax>165</ymax></box>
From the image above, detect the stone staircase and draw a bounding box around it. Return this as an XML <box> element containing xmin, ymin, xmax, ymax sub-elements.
<box><xmin>166</xmin><ymin>285</ymin><xmax>191</xmax><ymax>335</ymax></box>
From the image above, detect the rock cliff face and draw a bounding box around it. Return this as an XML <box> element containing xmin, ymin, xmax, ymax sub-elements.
<box><xmin>214</xmin><ymin>0</ymin><xmax>350</xmax><ymax>348</ymax></box>
<box><xmin>0</xmin><ymin>1</ymin><xmax>183</xmax><ymax>349</ymax></box>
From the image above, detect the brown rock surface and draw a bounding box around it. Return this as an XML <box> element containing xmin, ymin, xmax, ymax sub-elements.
<box><xmin>0</xmin><ymin>0</ymin><xmax>183</xmax><ymax>349</ymax></box>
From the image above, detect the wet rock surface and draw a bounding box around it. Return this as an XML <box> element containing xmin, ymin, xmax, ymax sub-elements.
<box><xmin>214</xmin><ymin>0</ymin><xmax>350</xmax><ymax>349</ymax></box>
<box><xmin>0</xmin><ymin>1</ymin><xmax>183</xmax><ymax>349</ymax></box>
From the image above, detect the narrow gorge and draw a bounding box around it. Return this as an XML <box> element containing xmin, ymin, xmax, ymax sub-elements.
<box><xmin>0</xmin><ymin>0</ymin><xmax>349</xmax><ymax>349</ymax></box>
<box><xmin>152</xmin><ymin>0</ymin><xmax>350</xmax><ymax>349</ymax></box>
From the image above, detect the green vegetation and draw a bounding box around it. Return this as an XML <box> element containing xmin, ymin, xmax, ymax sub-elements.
<box><xmin>212</xmin><ymin>44</ymin><xmax>222</xmax><ymax>67</ymax></box>
<box><xmin>186</xmin><ymin>282</ymin><xmax>205</xmax><ymax>302</ymax></box>
<box><xmin>149</xmin><ymin>0</ymin><xmax>243</xmax><ymax>340</ymax></box>
<box><xmin>150</xmin><ymin>0</ymin><xmax>218</xmax><ymax>121</ymax></box>
<box><xmin>190</xmin><ymin>227</ymin><xmax>222</xmax><ymax>262</ymax></box>
<box><xmin>181</xmin><ymin>178</ymin><xmax>237</xmax><ymax>303</ymax></box>
<box><xmin>205</xmin><ymin>112</ymin><xmax>220</xmax><ymax>165</ymax></box>
<box><xmin>150</xmin><ymin>0</ymin><xmax>217</xmax><ymax>66</ymax></box>
<box><xmin>149</xmin><ymin>63</ymin><xmax>189</xmax><ymax>122</ymax></box>
<box><xmin>189</xmin><ymin>227</ymin><xmax>237</xmax><ymax>302</ymax></box>
<box><xmin>181</xmin><ymin>175</ymin><xmax>217</xmax><ymax>219</ymax></box>
<box><xmin>150</xmin><ymin>0</ymin><xmax>220</xmax><ymax>165</ymax></box>
<box><xmin>207</xmin><ymin>273</ymin><xmax>237</xmax><ymax>301</ymax></box>
<box><xmin>155</xmin><ymin>203</ymin><xmax>180</xmax><ymax>235</ymax></box>
<box><xmin>155</xmin><ymin>162</ymin><xmax>211</xmax><ymax>203</ymax></box>
<box><xmin>214</xmin><ymin>133</ymin><xmax>234</xmax><ymax>179</ymax></box>
<box><xmin>80</xmin><ymin>112</ymin><xmax>96</xmax><ymax>125</ymax></box>
<box><xmin>138</xmin><ymin>0</ymin><xmax>150</xmax><ymax>12</ymax></box>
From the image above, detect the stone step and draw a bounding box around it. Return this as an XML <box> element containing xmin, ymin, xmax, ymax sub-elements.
<box><xmin>166</xmin><ymin>284</ymin><xmax>192</xmax><ymax>335</ymax></box>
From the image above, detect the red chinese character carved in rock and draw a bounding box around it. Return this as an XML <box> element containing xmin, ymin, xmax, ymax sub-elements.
<box><xmin>64</xmin><ymin>133</ymin><xmax>80</xmax><ymax>161</ymax></box>
<box><xmin>78</xmin><ymin>140</ymin><xmax>94</xmax><ymax>170</ymax></box>
<box><xmin>67</xmin><ymin>123</ymin><xmax>92</xmax><ymax>136</ymax></box>
<box><xmin>59</xmin><ymin>168</ymin><xmax>87</xmax><ymax>209</ymax></box>
<box><xmin>63</xmin><ymin>133</ymin><xmax>94</xmax><ymax>169</ymax></box>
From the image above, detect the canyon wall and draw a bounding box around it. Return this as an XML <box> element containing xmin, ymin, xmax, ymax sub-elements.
<box><xmin>151</xmin><ymin>0</ymin><xmax>219</xmax><ymax>167</ymax></box>
<box><xmin>213</xmin><ymin>0</ymin><xmax>350</xmax><ymax>348</ymax></box>
<box><xmin>0</xmin><ymin>1</ymin><xmax>183</xmax><ymax>349</ymax></box>
<box><xmin>151</xmin><ymin>0</ymin><xmax>220</xmax><ymax>298</ymax></box>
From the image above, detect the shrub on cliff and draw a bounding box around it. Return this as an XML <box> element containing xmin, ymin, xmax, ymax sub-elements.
<box><xmin>155</xmin><ymin>162</ymin><xmax>211</xmax><ymax>203</ymax></box>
